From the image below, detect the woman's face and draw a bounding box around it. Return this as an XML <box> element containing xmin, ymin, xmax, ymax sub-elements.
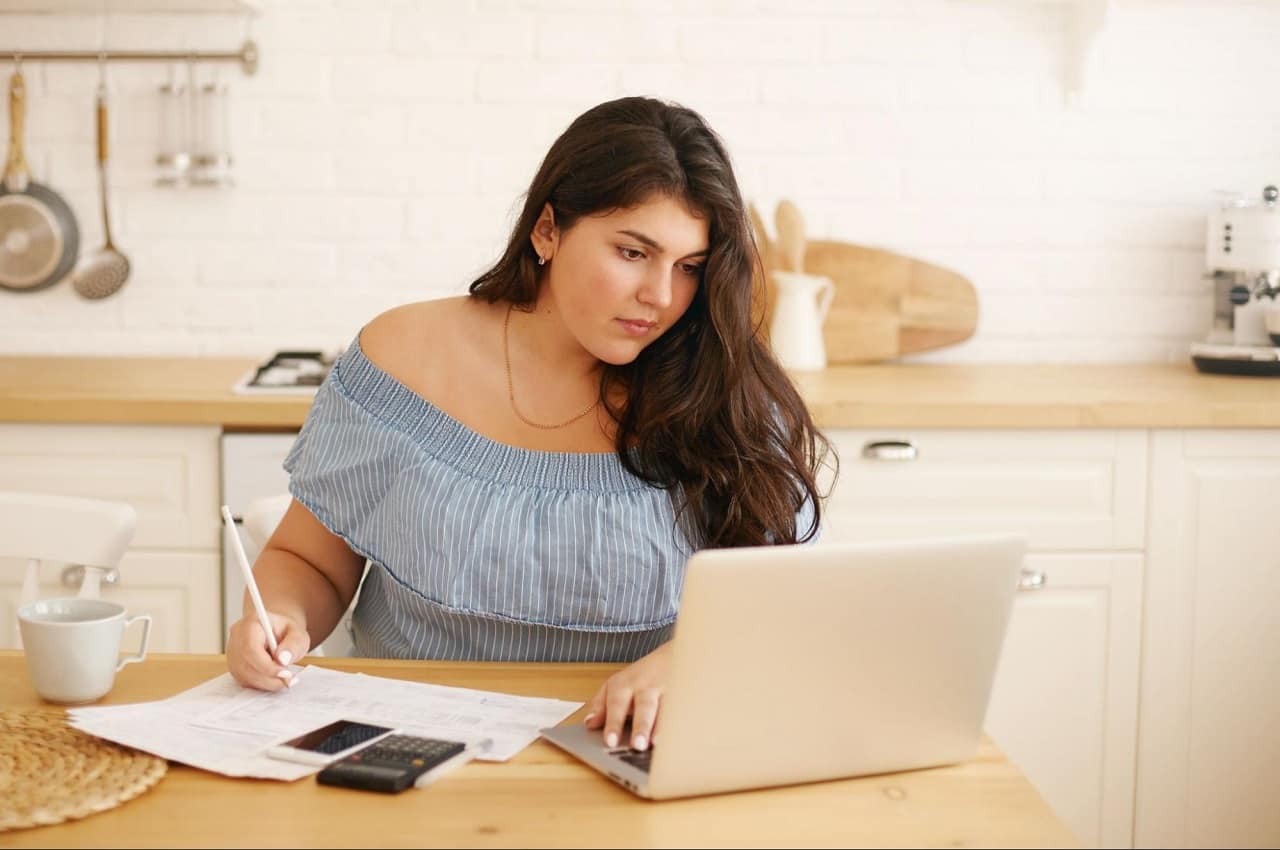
<box><xmin>534</xmin><ymin>194</ymin><xmax>709</xmax><ymax>366</ymax></box>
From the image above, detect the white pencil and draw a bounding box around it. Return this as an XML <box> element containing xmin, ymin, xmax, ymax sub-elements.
<box><xmin>221</xmin><ymin>504</ymin><xmax>280</xmax><ymax>657</ymax></box>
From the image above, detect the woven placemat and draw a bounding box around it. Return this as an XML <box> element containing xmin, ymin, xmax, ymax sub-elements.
<box><xmin>0</xmin><ymin>709</ymin><xmax>168</xmax><ymax>833</ymax></box>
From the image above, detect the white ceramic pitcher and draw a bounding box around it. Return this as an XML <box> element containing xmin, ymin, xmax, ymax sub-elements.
<box><xmin>769</xmin><ymin>270</ymin><xmax>835</xmax><ymax>370</ymax></box>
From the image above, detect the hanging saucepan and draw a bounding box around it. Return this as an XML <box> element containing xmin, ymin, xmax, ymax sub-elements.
<box><xmin>0</xmin><ymin>68</ymin><xmax>80</xmax><ymax>293</ymax></box>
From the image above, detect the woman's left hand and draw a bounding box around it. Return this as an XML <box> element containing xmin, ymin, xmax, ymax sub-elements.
<box><xmin>584</xmin><ymin>641</ymin><xmax>673</xmax><ymax>752</ymax></box>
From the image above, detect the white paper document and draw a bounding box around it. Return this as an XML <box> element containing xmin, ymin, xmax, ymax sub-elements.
<box><xmin>67</xmin><ymin>665</ymin><xmax>582</xmax><ymax>781</ymax></box>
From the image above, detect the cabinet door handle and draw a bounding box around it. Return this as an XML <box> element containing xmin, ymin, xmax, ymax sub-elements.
<box><xmin>1017</xmin><ymin>569</ymin><xmax>1046</xmax><ymax>591</ymax></box>
<box><xmin>61</xmin><ymin>565</ymin><xmax>121</xmax><ymax>589</ymax></box>
<box><xmin>861</xmin><ymin>440</ymin><xmax>918</xmax><ymax>461</ymax></box>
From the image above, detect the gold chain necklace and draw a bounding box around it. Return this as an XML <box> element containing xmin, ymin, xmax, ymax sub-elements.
<box><xmin>503</xmin><ymin>304</ymin><xmax>599</xmax><ymax>430</ymax></box>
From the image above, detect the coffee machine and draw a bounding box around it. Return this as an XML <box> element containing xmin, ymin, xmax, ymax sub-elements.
<box><xmin>1191</xmin><ymin>184</ymin><xmax>1280</xmax><ymax>376</ymax></box>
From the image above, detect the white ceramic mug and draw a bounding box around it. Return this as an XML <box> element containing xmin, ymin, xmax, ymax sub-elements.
<box><xmin>18</xmin><ymin>597</ymin><xmax>151</xmax><ymax>704</ymax></box>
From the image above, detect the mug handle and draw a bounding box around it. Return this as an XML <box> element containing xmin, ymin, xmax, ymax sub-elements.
<box><xmin>116</xmin><ymin>613</ymin><xmax>152</xmax><ymax>671</ymax></box>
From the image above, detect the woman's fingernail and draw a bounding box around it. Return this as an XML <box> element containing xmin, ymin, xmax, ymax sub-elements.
<box><xmin>277</xmin><ymin>670</ymin><xmax>292</xmax><ymax>681</ymax></box>
<box><xmin>277</xmin><ymin>650</ymin><xmax>293</xmax><ymax>666</ymax></box>
<box><xmin>583</xmin><ymin>713</ymin><xmax>596</xmax><ymax>726</ymax></box>
<box><xmin>285</xmin><ymin>675</ymin><xmax>297</xmax><ymax>688</ymax></box>
<box><xmin>605</xmin><ymin>732</ymin><xmax>618</xmax><ymax>748</ymax></box>
<box><xmin>632</xmin><ymin>734</ymin><xmax>648</xmax><ymax>751</ymax></box>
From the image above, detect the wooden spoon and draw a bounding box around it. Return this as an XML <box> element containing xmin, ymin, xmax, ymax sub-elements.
<box><xmin>748</xmin><ymin>201</ymin><xmax>774</xmax><ymax>271</ymax></box>
<box><xmin>748</xmin><ymin>201</ymin><xmax>777</xmax><ymax>340</ymax></box>
<box><xmin>775</xmin><ymin>199</ymin><xmax>806</xmax><ymax>273</ymax></box>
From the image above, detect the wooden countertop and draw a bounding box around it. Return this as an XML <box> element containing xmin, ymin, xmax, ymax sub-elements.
<box><xmin>0</xmin><ymin>355</ymin><xmax>305</xmax><ymax>430</ymax></box>
<box><xmin>0</xmin><ymin>651</ymin><xmax>1079</xmax><ymax>848</ymax></box>
<box><xmin>790</xmin><ymin>362</ymin><xmax>1280</xmax><ymax>429</ymax></box>
<box><xmin>1</xmin><ymin>354</ymin><xmax>1278</xmax><ymax>430</ymax></box>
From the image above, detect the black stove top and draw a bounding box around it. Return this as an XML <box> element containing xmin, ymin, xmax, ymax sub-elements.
<box><xmin>233</xmin><ymin>349</ymin><xmax>338</xmax><ymax>394</ymax></box>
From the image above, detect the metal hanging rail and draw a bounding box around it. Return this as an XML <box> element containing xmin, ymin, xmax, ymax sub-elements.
<box><xmin>6</xmin><ymin>39</ymin><xmax>259</xmax><ymax>75</ymax></box>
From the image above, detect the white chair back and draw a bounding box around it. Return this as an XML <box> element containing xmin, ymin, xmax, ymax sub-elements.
<box><xmin>242</xmin><ymin>494</ymin><xmax>291</xmax><ymax>553</ymax></box>
<box><xmin>0</xmin><ymin>490</ymin><xmax>137</xmax><ymax>646</ymax></box>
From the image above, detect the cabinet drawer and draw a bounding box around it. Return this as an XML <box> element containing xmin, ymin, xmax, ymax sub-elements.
<box><xmin>1</xmin><ymin>550</ymin><xmax>221</xmax><ymax>654</ymax></box>
<box><xmin>819</xmin><ymin>429</ymin><xmax>1147</xmax><ymax>550</ymax></box>
<box><xmin>0</xmin><ymin>424</ymin><xmax>220</xmax><ymax>550</ymax></box>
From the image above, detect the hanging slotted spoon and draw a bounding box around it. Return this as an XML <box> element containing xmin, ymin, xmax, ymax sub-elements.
<box><xmin>73</xmin><ymin>75</ymin><xmax>129</xmax><ymax>300</ymax></box>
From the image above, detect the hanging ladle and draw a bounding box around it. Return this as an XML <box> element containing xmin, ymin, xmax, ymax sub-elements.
<box><xmin>73</xmin><ymin>56</ymin><xmax>130</xmax><ymax>300</ymax></box>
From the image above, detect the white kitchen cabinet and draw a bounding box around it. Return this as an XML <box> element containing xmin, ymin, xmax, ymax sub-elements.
<box><xmin>0</xmin><ymin>424</ymin><xmax>222</xmax><ymax>653</ymax></box>
<box><xmin>0</xmin><ymin>550</ymin><xmax>220</xmax><ymax>654</ymax></box>
<box><xmin>819</xmin><ymin>429</ymin><xmax>1146</xmax><ymax>848</ymax></box>
<box><xmin>818</xmin><ymin>429</ymin><xmax>1147</xmax><ymax>550</ymax></box>
<box><xmin>985</xmin><ymin>552</ymin><xmax>1142</xmax><ymax>850</ymax></box>
<box><xmin>1137</xmin><ymin>430</ymin><xmax>1280</xmax><ymax>849</ymax></box>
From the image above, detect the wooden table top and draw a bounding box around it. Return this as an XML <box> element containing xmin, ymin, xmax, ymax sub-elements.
<box><xmin>0</xmin><ymin>651</ymin><xmax>1078</xmax><ymax>849</ymax></box>
<box><xmin>2</xmin><ymin>353</ymin><xmax>1278</xmax><ymax>429</ymax></box>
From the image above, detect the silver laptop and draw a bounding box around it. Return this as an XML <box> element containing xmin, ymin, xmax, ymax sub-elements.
<box><xmin>540</xmin><ymin>533</ymin><xmax>1027</xmax><ymax>800</ymax></box>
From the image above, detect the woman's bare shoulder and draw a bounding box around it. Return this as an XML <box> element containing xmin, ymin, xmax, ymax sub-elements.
<box><xmin>357</xmin><ymin>296</ymin><xmax>496</xmax><ymax>393</ymax></box>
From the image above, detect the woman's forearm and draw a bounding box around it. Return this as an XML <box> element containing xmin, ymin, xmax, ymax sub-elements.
<box><xmin>245</xmin><ymin>545</ymin><xmax>352</xmax><ymax>647</ymax></box>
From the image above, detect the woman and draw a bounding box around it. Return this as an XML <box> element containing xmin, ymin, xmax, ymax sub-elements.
<box><xmin>227</xmin><ymin>95</ymin><xmax>831</xmax><ymax>754</ymax></box>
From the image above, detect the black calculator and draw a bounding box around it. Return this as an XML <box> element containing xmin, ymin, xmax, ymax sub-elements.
<box><xmin>316</xmin><ymin>734</ymin><xmax>468</xmax><ymax>794</ymax></box>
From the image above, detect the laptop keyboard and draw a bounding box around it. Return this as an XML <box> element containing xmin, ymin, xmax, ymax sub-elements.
<box><xmin>614</xmin><ymin>746</ymin><xmax>653</xmax><ymax>773</ymax></box>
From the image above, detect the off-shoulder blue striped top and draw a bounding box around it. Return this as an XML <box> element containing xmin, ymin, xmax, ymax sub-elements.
<box><xmin>284</xmin><ymin>332</ymin><xmax>817</xmax><ymax>663</ymax></box>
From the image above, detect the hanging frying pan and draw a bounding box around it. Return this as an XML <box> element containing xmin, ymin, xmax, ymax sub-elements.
<box><xmin>0</xmin><ymin>68</ymin><xmax>79</xmax><ymax>292</ymax></box>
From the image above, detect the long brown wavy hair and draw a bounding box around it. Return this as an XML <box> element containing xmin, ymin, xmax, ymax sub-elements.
<box><xmin>470</xmin><ymin>96</ymin><xmax>833</xmax><ymax>549</ymax></box>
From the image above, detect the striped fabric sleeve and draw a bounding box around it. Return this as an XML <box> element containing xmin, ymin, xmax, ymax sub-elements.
<box><xmin>797</xmin><ymin>485</ymin><xmax>821</xmax><ymax>545</ymax></box>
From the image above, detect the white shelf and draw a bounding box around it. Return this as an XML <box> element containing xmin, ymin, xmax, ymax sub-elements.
<box><xmin>0</xmin><ymin>0</ymin><xmax>259</xmax><ymax>14</ymax></box>
<box><xmin>1066</xmin><ymin>0</ymin><xmax>1111</xmax><ymax>105</ymax></box>
<box><xmin>1007</xmin><ymin>0</ymin><xmax>1113</xmax><ymax>103</ymax></box>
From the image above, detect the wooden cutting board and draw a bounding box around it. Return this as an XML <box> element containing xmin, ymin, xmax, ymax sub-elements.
<box><xmin>750</xmin><ymin>202</ymin><xmax>979</xmax><ymax>364</ymax></box>
<box><xmin>804</xmin><ymin>239</ymin><xmax>979</xmax><ymax>363</ymax></box>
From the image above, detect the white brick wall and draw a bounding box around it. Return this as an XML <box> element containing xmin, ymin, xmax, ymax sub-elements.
<box><xmin>0</xmin><ymin>0</ymin><xmax>1276</xmax><ymax>362</ymax></box>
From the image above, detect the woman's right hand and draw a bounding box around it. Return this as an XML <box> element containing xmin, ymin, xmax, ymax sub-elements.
<box><xmin>226</xmin><ymin>611</ymin><xmax>311</xmax><ymax>691</ymax></box>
